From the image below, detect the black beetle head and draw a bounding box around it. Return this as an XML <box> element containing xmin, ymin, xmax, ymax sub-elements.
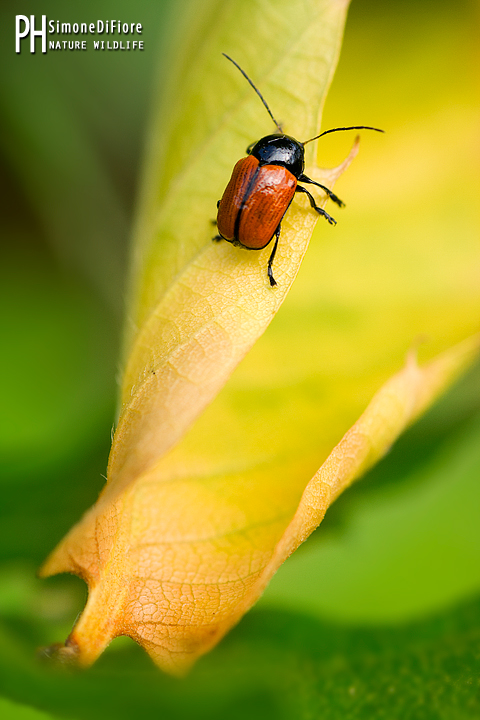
<box><xmin>248</xmin><ymin>134</ymin><xmax>305</xmax><ymax>178</ymax></box>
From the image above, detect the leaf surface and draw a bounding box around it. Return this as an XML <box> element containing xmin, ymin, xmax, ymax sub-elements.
<box><xmin>41</xmin><ymin>334</ymin><xmax>479</xmax><ymax>672</ymax></box>
<box><xmin>40</xmin><ymin>0</ymin><xmax>356</xmax><ymax>671</ymax></box>
<box><xmin>109</xmin><ymin>0</ymin><xmax>353</xmax><ymax>497</ymax></box>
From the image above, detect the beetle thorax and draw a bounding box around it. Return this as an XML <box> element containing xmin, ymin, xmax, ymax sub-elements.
<box><xmin>249</xmin><ymin>134</ymin><xmax>305</xmax><ymax>178</ymax></box>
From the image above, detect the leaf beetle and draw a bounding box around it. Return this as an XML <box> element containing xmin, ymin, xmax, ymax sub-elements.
<box><xmin>214</xmin><ymin>54</ymin><xmax>383</xmax><ymax>286</ymax></box>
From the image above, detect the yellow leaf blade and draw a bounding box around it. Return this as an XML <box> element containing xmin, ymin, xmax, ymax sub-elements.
<box><xmin>40</xmin><ymin>334</ymin><xmax>479</xmax><ymax>674</ymax></box>
<box><xmin>107</xmin><ymin>140</ymin><xmax>358</xmax><ymax>499</ymax></box>
<box><xmin>262</xmin><ymin>333</ymin><xmax>480</xmax><ymax>571</ymax></box>
<box><xmin>41</xmin><ymin>0</ymin><xmax>355</xmax><ymax>673</ymax></box>
<box><xmin>104</xmin><ymin>0</ymin><xmax>353</xmax><ymax>498</ymax></box>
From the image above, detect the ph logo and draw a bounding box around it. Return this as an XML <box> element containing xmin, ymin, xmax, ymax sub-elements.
<box><xmin>16</xmin><ymin>15</ymin><xmax>47</xmax><ymax>54</ymax></box>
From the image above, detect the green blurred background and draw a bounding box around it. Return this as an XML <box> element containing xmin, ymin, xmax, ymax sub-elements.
<box><xmin>0</xmin><ymin>0</ymin><xmax>479</xmax><ymax>718</ymax></box>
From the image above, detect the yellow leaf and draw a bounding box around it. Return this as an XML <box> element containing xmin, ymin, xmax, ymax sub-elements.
<box><xmin>39</xmin><ymin>0</ymin><xmax>480</xmax><ymax>676</ymax></box>
<box><xmin>40</xmin><ymin>335</ymin><xmax>478</xmax><ymax>674</ymax></box>
<box><xmin>111</xmin><ymin>0</ymin><xmax>353</xmax><ymax>497</ymax></box>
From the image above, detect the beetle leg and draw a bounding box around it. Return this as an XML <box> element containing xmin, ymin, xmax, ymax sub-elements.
<box><xmin>267</xmin><ymin>225</ymin><xmax>281</xmax><ymax>287</ymax></box>
<box><xmin>212</xmin><ymin>234</ymin><xmax>223</xmax><ymax>242</ymax></box>
<box><xmin>295</xmin><ymin>185</ymin><xmax>337</xmax><ymax>225</ymax></box>
<box><xmin>297</xmin><ymin>174</ymin><xmax>344</xmax><ymax>207</ymax></box>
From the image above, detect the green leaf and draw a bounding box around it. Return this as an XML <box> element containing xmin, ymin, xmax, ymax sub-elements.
<box><xmin>0</xmin><ymin>250</ymin><xmax>115</xmax><ymax>484</ymax></box>
<box><xmin>0</xmin><ymin>697</ymin><xmax>56</xmax><ymax>720</ymax></box>
<box><xmin>1</xmin><ymin>594</ymin><xmax>480</xmax><ymax>720</ymax></box>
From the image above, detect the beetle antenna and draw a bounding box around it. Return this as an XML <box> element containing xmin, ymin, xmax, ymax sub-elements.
<box><xmin>223</xmin><ymin>54</ymin><xmax>282</xmax><ymax>134</ymax></box>
<box><xmin>303</xmin><ymin>126</ymin><xmax>384</xmax><ymax>145</ymax></box>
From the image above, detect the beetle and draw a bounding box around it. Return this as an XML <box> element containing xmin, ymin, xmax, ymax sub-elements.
<box><xmin>214</xmin><ymin>54</ymin><xmax>383</xmax><ymax>286</ymax></box>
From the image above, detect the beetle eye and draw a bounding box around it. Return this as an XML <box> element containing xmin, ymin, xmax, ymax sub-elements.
<box><xmin>246</xmin><ymin>141</ymin><xmax>256</xmax><ymax>155</ymax></box>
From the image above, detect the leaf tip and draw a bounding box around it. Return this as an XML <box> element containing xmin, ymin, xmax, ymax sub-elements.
<box><xmin>37</xmin><ymin>638</ymin><xmax>80</xmax><ymax>668</ymax></box>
